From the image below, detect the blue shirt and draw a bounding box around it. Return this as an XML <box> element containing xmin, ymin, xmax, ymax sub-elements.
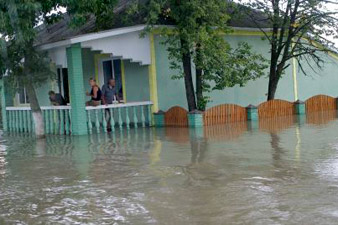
<box><xmin>101</xmin><ymin>84</ymin><xmax>117</xmax><ymax>104</ymax></box>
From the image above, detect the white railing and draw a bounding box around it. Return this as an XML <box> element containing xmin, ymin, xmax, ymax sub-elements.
<box><xmin>6</xmin><ymin>106</ymin><xmax>72</xmax><ymax>135</ymax></box>
<box><xmin>6</xmin><ymin>106</ymin><xmax>71</xmax><ymax>111</ymax></box>
<box><xmin>85</xmin><ymin>101</ymin><xmax>153</xmax><ymax>133</ymax></box>
<box><xmin>5</xmin><ymin>101</ymin><xmax>153</xmax><ymax>134</ymax></box>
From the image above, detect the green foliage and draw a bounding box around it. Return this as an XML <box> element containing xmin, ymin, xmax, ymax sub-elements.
<box><xmin>59</xmin><ymin>0</ymin><xmax>119</xmax><ymax>30</ymax></box>
<box><xmin>211</xmin><ymin>42</ymin><xmax>268</xmax><ymax>90</ymax></box>
<box><xmin>243</xmin><ymin>0</ymin><xmax>338</xmax><ymax>99</ymax></box>
<box><xmin>0</xmin><ymin>0</ymin><xmax>120</xmax><ymax>92</ymax></box>
<box><xmin>0</xmin><ymin>0</ymin><xmax>57</xmax><ymax>91</ymax></box>
<box><xmin>142</xmin><ymin>0</ymin><xmax>267</xmax><ymax>109</ymax></box>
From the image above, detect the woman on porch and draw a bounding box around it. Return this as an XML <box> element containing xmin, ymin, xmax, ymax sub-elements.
<box><xmin>86</xmin><ymin>78</ymin><xmax>102</xmax><ymax>106</ymax></box>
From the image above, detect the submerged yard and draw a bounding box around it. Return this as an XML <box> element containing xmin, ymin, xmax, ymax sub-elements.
<box><xmin>1</xmin><ymin>112</ymin><xmax>338</xmax><ymax>224</ymax></box>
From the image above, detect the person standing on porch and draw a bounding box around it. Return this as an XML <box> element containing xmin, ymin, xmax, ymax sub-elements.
<box><xmin>101</xmin><ymin>79</ymin><xmax>119</xmax><ymax>105</ymax></box>
<box><xmin>102</xmin><ymin>79</ymin><xmax>119</xmax><ymax>132</ymax></box>
<box><xmin>86</xmin><ymin>78</ymin><xmax>102</xmax><ymax>106</ymax></box>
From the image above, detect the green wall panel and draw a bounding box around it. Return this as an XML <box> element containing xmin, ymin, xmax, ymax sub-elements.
<box><xmin>124</xmin><ymin>60</ymin><xmax>150</xmax><ymax>102</ymax></box>
<box><xmin>297</xmin><ymin>54</ymin><xmax>338</xmax><ymax>100</ymax></box>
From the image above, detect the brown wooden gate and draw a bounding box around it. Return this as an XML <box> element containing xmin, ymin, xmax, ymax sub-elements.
<box><xmin>164</xmin><ymin>106</ymin><xmax>188</xmax><ymax>127</ymax></box>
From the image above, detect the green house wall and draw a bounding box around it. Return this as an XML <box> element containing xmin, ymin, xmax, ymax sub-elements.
<box><xmin>154</xmin><ymin>34</ymin><xmax>338</xmax><ymax>111</ymax></box>
<box><xmin>297</xmin><ymin>54</ymin><xmax>338</xmax><ymax>100</ymax></box>
<box><xmin>154</xmin><ymin>35</ymin><xmax>294</xmax><ymax>110</ymax></box>
<box><xmin>124</xmin><ymin>60</ymin><xmax>150</xmax><ymax>102</ymax></box>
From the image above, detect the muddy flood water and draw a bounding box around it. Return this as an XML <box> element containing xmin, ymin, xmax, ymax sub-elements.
<box><xmin>1</xmin><ymin>112</ymin><xmax>338</xmax><ymax>224</ymax></box>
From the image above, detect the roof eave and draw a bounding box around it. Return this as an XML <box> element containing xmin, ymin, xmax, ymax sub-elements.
<box><xmin>37</xmin><ymin>25</ymin><xmax>272</xmax><ymax>51</ymax></box>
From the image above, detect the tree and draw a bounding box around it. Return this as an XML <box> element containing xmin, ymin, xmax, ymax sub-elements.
<box><xmin>135</xmin><ymin>0</ymin><xmax>267</xmax><ymax>110</ymax></box>
<box><xmin>244</xmin><ymin>0</ymin><xmax>338</xmax><ymax>100</ymax></box>
<box><xmin>0</xmin><ymin>0</ymin><xmax>120</xmax><ymax>137</ymax></box>
<box><xmin>0</xmin><ymin>0</ymin><xmax>61</xmax><ymax>138</ymax></box>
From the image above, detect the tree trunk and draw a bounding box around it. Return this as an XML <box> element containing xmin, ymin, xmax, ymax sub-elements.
<box><xmin>267</xmin><ymin>71</ymin><xmax>279</xmax><ymax>100</ymax></box>
<box><xmin>195</xmin><ymin>67</ymin><xmax>204</xmax><ymax>110</ymax></box>
<box><xmin>181</xmin><ymin>38</ymin><xmax>197</xmax><ymax>111</ymax></box>
<box><xmin>267</xmin><ymin>45</ymin><xmax>279</xmax><ymax>100</ymax></box>
<box><xmin>23</xmin><ymin>49</ymin><xmax>45</xmax><ymax>138</ymax></box>
<box><xmin>25</xmin><ymin>81</ymin><xmax>45</xmax><ymax>138</ymax></box>
<box><xmin>267</xmin><ymin>58</ymin><xmax>286</xmax><ymax>101</ymax></box>
<box><xmin>195</xmin><ymin>46</ymin><xmax>204</xmax><ymax>111</ymax></box>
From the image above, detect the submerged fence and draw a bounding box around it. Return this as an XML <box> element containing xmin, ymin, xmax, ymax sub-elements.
<box><xmin>203</xmin><ymin>104</ymin><xmax>247</xmax><ymax>126</ymax></box>
<box><xmin>156</xmin><ymin>94</ymin><xmax>338</xmax><ymax>127</ymax></box>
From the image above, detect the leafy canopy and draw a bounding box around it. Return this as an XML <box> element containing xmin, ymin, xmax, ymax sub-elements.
<box><xmin>243</xmin><ymin>0</ymin><xmax>338</xmax><ymax>75</ymax></box>
<box><xmin>137</xmin><ymin>0</ymin><xmax>267</xmax><ymax>108</ymax></box>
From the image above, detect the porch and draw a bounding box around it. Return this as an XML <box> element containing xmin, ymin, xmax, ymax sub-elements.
<box><xmin>0</xmin><ymin>25</ymin><xmax>159</xmax><ymax>135</ymax></box>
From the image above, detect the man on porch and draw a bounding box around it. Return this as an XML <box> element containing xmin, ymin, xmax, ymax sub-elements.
<box><xmin>102</xmin><ymin>79</ymin><xmax>119</xmax><ymax>132</ymax></box>
<box><xmin>102</xmin><ymin>79</ymin><xmax>119</xmax><ymax>105</ymax></box>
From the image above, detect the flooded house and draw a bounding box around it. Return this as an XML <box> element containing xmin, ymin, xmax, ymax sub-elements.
<box><xmin>1</xmin><ymin>3</ymin><xmax>338</xmax><ymax>135</ymax></box>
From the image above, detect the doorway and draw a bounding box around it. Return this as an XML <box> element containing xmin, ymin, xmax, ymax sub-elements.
<box><xmin>57</xmin><ymin>67</ymin><xmax>70</xmax><ymax>104</ymax></box>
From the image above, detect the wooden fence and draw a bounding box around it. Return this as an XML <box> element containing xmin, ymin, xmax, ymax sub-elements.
<box><xmin>258</xmin><ymin>99</ymin><xmax>295</xmax><ymax>119</ymax></box>
<box><xmin>305</xmin><ymin>95</ymin><xmax>336</xmax><ymax>113</ymax></box>
<box><xmin>164</xmin><ymin>106</ymin><xmax>188</xmax><ymax>127</ymax></box>
<box><xmin>203</xmin><ymin>104</ymin><xmax>247</xmax><ymax>126</ymax></box>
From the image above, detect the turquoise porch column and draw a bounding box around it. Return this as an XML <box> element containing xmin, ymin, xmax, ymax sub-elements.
<box><xmin>0</xmin><ymin>79</ymin><xmax>7</xmax><ymax>131</ymax></box>
<box><xmin>66</xmin><ymin>43</ymin><xmax>87</xmax><ymax>135</ymax></box>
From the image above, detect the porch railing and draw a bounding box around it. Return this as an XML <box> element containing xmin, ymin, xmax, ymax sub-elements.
<box><xmin>6</xmin><ymin>106</ymin><xmax>71</xmax><ymax>135</ymax></box>
<box><xmin>5</xmin><ymin>101</ymin><xmax>153</xmax><ymax>135</ymax></box>
<box><xmin>85</xmin><ymin>101</ymin><xmax>153</xmax><ymax>134</ymax></box>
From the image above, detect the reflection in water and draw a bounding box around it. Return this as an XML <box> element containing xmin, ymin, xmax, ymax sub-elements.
<box><xmin>270</xmin><ymin>132</ymin><xmax>285</xmax><ymax>163</ymax></box>
<box><xmin>2</xmin><ymin>112</ymin><xmax>338</xmax><ymax>224</ymax></box>
<box><xmin>204</xmin><ymin>122</ymin><xmax>247</xmax><ymax>141</ymax></box>
<box><xmin>260</xmin><ymin>115</ymin><xmax>296</xmax><ymax>133</ymax></box>
<box><xmin>307</xmin><ymin>110</ymin><xmax>337</xmax><ymax>125</ymax></box>
<box><xmin>164</xmin><ymin>127</ymin><xmax>190</xmax><ymax>144</ymax></box>
<box><xmin>0</xmin><ymin>138</ymin><xmax>6</xmax><ymax>179</ymax></box>
<box><xmin>295</xmin><ymin>126</ymin><xmax>301</xmax><ymax>161</ymax></box>
<box><xmin>190</xmin><ymin>137</ymin><xmax>207</xmax><ymax>165</ymax></box>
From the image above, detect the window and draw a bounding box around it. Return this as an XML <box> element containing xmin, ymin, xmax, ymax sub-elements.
<box><xmin>18</xmin><ymin>86</ymin><xmax>29</xmax><ymax>104</ymax></box>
